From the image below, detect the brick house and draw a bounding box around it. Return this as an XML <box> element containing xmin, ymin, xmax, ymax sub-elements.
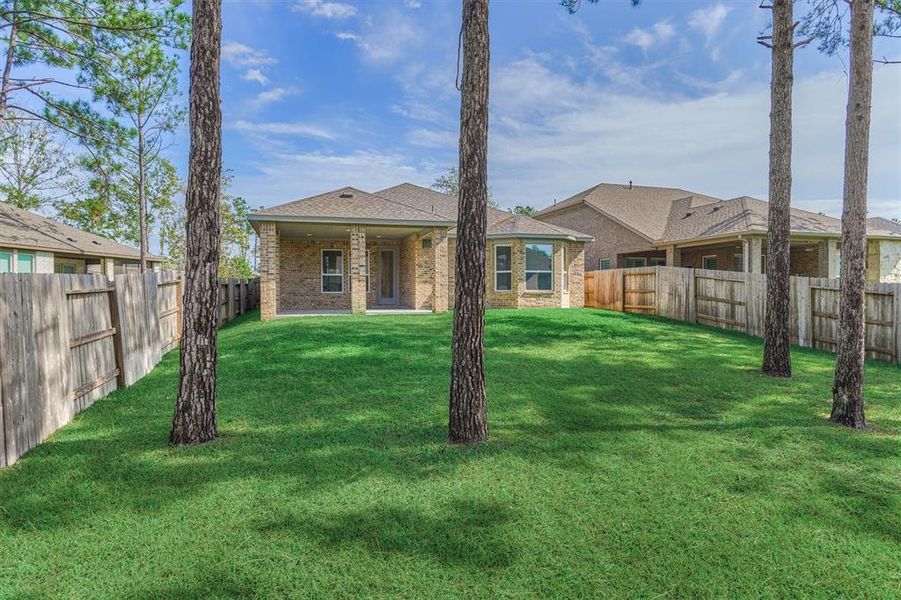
<box><xmin>248</xmin><ymin>183</ymin><xmax>593</xmax><ymax>318</ymax></box>
<box><xmin>535</xmin><ymin>182</ymin><xmax>901</xmax><ymax>282</ymax></box>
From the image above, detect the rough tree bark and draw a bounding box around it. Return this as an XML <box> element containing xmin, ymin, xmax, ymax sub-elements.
<box><xmin>137</xmin><ymin>111</ymin><xmax>148</xmax><ymax>273</ymax></box>
<box><xmin>170</xmin><ymin>0</ymin><xmax>222</xmax><ymax>445</ymax></box>
<box><xmin>0</xmin><ymin>0</ymin><xmax>17</xmax><ymax>129</ymax></box>
<box><xmin>449</xmin><ymin>0</ymin><xmax>489</xmax><ymax>445</ymax></box>
<box><xmin>831</xmin><ymin>0</ymin><xmax>873</xmax><ymax>429</ymax></box>
<box><xmin>762</xmin><ymin>0</ymin><xmax>794</xmax><ymax>378</ymax></box>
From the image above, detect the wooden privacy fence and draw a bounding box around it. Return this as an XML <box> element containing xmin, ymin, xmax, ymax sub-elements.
<box><xmin>0</xmin><ymin>272</ymin><xmax>260</xmax><ymax>468</ymax></box>
<box><xmin>584</xmin><ymin>266</ymin><xmax>901</xmax><ymax>366</ymax></box>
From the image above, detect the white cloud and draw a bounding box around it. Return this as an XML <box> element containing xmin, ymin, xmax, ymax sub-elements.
<box><xmin>231</xmin><ymin>120</ymin><xmax>334</xmax><ymax>140</ymax></box>
<box><xmin>230</xmin><ymin>150</ymin><xmax>438</xmax><ymax>206</ymax></box>
<box><xmin>688</xmin><ymin>4</ymin><xmax>732</xmax><ymax>43</ymax></box>
<box><xmin>406</xmin><ymin>128</ymin><xmax>456</xmax><ymax>149</ymax></box>
<box><xmin>292</xmin><ymin>0</ymin><xmax>357</xmax><ymax>19</ymax></box>
<box><xmin>222</xmin><ymin>41</ymin><xmax>277</xmax><ymax>86</ymax></box>
<box><xmin>486</xmin><ymin>58</ymin><xmax>901</xmax><ymax>219</ymax></box>
<box><xmin>242</xmin><ymin>68</ymin><xmax>268</xmax><ymax>85</ymax></box>
<box><xmin>624</xmin><ymin>20</ymin><xmax>676</xmax><ymax>51</ymax></box>
<box><xmin>222</xmin><ymin>41</ymin><xmax>277</xmax><ymax>67</ymax></box>
<box><xmin>249</xmin><ymin>87</ymin><xmax>294</xmax><ymax>108</ymax></box>
<box><xmin>335</xmin><ymin>9</ymin><xmax>421</xmax><ymax>64</ymax></box>
<box><xmin>405</xmin><ymin>0</ymin><xmax>422</xmax><ymax>7</ymax></box>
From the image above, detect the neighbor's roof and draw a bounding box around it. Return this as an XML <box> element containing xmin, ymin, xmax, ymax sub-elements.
<box><xmin>661</xmin><ymin>196</ymin><xmax>901</xmax><ymax>243</ymax></box>
<box><xmin>0</xmin><ymin>201</ymin><xmax>161</xmax><ymax>261</ymax></box>
<box><xmin>249</xmin><ymin>183</ymin><xmax>593</xmax><ymax>241</ymax></box>
<box><xmin>535</xmin><ymin>182</ymin><xmax>721</xmax><ymax>241</ymax></box>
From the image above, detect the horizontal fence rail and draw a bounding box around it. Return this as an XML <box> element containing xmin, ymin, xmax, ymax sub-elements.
<box><xmin>0</xmin><ymin>272</ymin><xmax>260</xmax><ymax>468</ymax></box>
<box><xmin>584</xmin><ymin>266</ymin><xmax>901</xmax><ymax>366</ymax></box>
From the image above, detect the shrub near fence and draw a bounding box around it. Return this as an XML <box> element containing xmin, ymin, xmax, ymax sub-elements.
<box><xmin>584</xmin><ymin>266</ymin><xmax>901</xmax><ymax>366</ymax></box>
<box><xmin>0</xmin><ymin>272</ymin><xmax>259</xmax><ymax>468</ymax></box>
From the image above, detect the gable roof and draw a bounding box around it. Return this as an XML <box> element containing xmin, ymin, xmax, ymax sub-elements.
<box><xmin>249</xmin><ymin>186</ymin><xmax>452</xmax><ymax>226</ymax></box>
<box><xmin>0</xmin><ymin>201</ymin><xmax>160</xmax><ymax>261</ymax></box>
<box><xmin>249</xmin><ymin>183</ymin><xmax>593</xmax><ymax>241</ymax></box>
<box><xmin>535</xmin><ymin>182</ymin><xmax>721</xmax><ymax>241</ymax></box>
<box><xmin>376</xmin><ymin>183</ymin><xmax>591</xmax><ymax>241</ymax></box>
<box><xmin>661</xmin><ymin>196</ymin><xmax>901</xmax><ymax>243</ymax></box>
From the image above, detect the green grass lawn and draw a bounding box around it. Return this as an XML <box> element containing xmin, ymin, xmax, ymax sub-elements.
<box><xmin>0</xmin><ymin>309</ymin><xmax>899</xmax><ymax>598</ymax></box>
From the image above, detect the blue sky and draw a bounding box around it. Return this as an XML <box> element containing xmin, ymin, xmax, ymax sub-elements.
<box><xmin>173</xmin><ymin>0</ymin><xmax>900</xmax><ymax>218</ymax></box>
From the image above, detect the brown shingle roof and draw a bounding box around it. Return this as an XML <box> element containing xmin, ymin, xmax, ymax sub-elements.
<box><xmin>660</xmin><ymin>196</ymin><xmax>901</xmax><ymax>243</ymax></box>
<box><xmin>250</xmin><ymin>186</ymin><xmax>452</xmax><ymax>225</ymax></box>
<box><xmin>0</xmin><ymin>201</ymin><xmax>160</xmax><ymax>260</ymax></box>
<box><xmin>376</xmin><ymin>183</ymin><xmax>591</xmax><ymax>240</ymax></box>
<box><xmin>536</xmin><ymin>182</ymin><xmax>721</xmax><ymax>241</ymax></box>
<box><xmin>250</xmin><ymin>183</ymin><xmax>592</xmax><ymax>241</ymax></box>
<box><xmin>867</xmin><ymin>217</ymin><xmax>901</xmax><ymax>236</ymax></box>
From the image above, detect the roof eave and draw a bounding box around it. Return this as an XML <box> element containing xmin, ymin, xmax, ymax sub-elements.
<box><xmin>247</xmin><ymin>214</ymin><xmax>454</xmax><ymax>227</ymax></box>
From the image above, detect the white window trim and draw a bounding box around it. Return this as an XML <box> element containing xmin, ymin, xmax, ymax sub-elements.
<box><xmin>494</xmin><ymin>244</ymin><xmax>513</xmax><ymax>292</ymax></box>
<box><xmin>16</xmin><ymin>250</ymin><xmax>34</xmax><ymax>273</ymax></box>
<box><xmin>525</xmin><ymin>241</ymin><xmax>554</xmax><ymax>293</ymax></box>
<box><xmin>599</xmin><ymin>257</ymin><xmax>611</xmax><ymax>270</ymax></box>
<box><xmin>649</xmin><ymin>257</ymin><xmax>666</xmax><ymax>267</ymax></box>
<box><xmin>321</xmin><ymin>248</ymin><xmax>344</xmax><ymax>294</ymax></box>
<box><xmin>702</xmin><ymin>254</ymin><xmax>718</xmax><ymax>270</ymax></box>
<box><xmin>0</xmin><ymin>248</ymin><xmax>12</xmax><ymax>274</ymax></box>
<box><xmin>562</xmin><ymin>245</ymin><xmax>569</xmax><ymax>292</ymax></box>
<box><xmin>625</xmin><ymin>257</ymin><xmax>647</xmax><ymax>268</ymax></box>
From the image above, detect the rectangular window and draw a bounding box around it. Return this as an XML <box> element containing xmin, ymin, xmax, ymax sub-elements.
<box><xmin>733</xmin><ymin>253</ymin><xmax>743</xmax><ymax>272</ymax></box>
<box><xmin>599</xmin><ymin>258</ymin><xmax>611</xmax><ymax>270</ymax></box>
<box><xmin>17</xmin><ymin>252</ymin><xmax>34</xmax><ymax>273</ymax></box>
<box><xmin>702</xmin><ymin>255</ymin><xmax>718</xmax><ymax>270</ymax></box>
<box><xmin>0</xmin><ymin>250</ymin><xmax>11</xmax><ymax>273</ymax></box>
<box><xmin>494</xmin><ymin>244</ymin><xmax>512</xmax><ymax>291</ymax></box>
<box><xmin>563</xmin><ymin>245</ymin><xmax>569</xmax><ymax>292</ymax></box>
<box><xmin>321</xmin><ymin>249</ymin><xmax>343</xmax><ymax>293</ymax></box>
<box><xmin>649</xmin><ymin>257</ymin><xmax>666</xmax><ymax>267</ymax></box>
<box><xmin>625</xmin><ymin>257</ymin><xmax>647</xmax><ymax>268</ymax></box>
<box><xmin>525</xmin><ymin>242</ymin><xmax>553</xmax><ymax>291</ymax></box>
<box><xmin>366</xmin><ymin>252</ymin><xmax>371</xmax><ymax>293</ymax></box>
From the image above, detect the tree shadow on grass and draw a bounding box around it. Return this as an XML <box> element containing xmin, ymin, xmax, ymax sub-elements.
<box><xmin>0</xmin><ymin>308</ymin><xmax>898</xmax><ymax>552</ymax></box>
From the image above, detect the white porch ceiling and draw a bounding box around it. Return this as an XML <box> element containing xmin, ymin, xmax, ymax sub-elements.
<box><xmin>276</xmin><ymin>222</ymin><xmax>435</xmax><ymax>241</ymax></box>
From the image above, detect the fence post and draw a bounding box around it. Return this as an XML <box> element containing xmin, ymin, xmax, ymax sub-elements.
<box><xmin>106</xmin><ymin>284</ymin><xmax>126</xmax><ymax>389</ymax></box>
<box><xmin>688</xmin><ymin>269</ymin><xmax>697</xmax><ymax>323</ymax></box>
<box><xmin>894</xmin><ymin>286</ymin><xmax>901</xmax><ymax>365</ymax></box>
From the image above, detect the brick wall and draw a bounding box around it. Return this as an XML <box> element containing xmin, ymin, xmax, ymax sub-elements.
<box><xmin>535</xmin><ymin>204</ymin><xmax>654</xmax><ymax>271</ymax></box>
<box><xmin>259</xmin><ymin>221</ymin><xmax>279</xmax><ymax>320</ymax></box>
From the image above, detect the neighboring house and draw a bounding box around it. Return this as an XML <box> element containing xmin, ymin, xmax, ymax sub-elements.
<box><xmin>0</xmin><ymin>201</ymin><xmax>163</xmax><ymax>275</ymax></box>
<box><xmin>535</xmin><ymin>182</ymin><xmax>901</xmax><ymax>283</ymax></box>
<box><xmin>248</xmin><ymin>183</ymin><xmax>592</xmax><ymax>318</ymax></box>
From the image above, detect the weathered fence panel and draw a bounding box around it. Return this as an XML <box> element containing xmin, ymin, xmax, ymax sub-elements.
<box><xmin>584</xmin><ymin>266</ymin><xmax>901</xmax><ymax>366</ymax></box>
<box><xmin>0</xmin><ymin>271</ymin><xmax>259</xmax><ymax>468</ymax></box>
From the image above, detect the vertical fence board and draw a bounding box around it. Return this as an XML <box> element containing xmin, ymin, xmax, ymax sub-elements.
<box><xmin>583</xmin><ymin>266</ymin><xmax>899</xmax><ymax>365</ymax></box>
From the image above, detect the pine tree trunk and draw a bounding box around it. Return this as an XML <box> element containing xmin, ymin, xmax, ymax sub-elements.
<box><xmin>0</xmin><ymin>2</ymin><xmax>18</xmax><ymax>129</ymax></box>
<box><xmin>449</xmin><ymin>0</ymin><xmax>489</xmax><ymax>445</ymax></box>
<box><xmin>138</xmin><ymin>120</ymin><xmax>148</xmax><ymax>273</ymax></box>
<box><xmin>831</xmin><ymin>0</ymin><xmax>873</xmax><ymax>430</ymax></box>
<box><xmin>170</xmin><ymin>0</ymin><xmax>222</xmax><ymax>446</ymax></box>
<box><xmin>762</xmin><ymin>0</ymin><xmax>793</xmax><ymax>378</ymax></box>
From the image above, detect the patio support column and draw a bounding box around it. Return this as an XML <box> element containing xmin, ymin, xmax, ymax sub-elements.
<box><xmin>432</xmin><ymin>227</ymin><xmax>449</xmax><ymax>312</ymax></box>
<box><xmin>666</xmin><ymin>245</ymin><xmax>681</xmax><ymax>267</ymax></box>
<box><xmin>826</xmin><ymin>239</ymin><xmax>840</xmax><ymax>278</ymax></box>
<box><xmin>745</xmin><ymin>238</ymin><xmax>763</xmax><ymax>273</ymax></box>
<box><xmin>350</xmin><ymin>225</ymin><xmax>367</xmax><ymax>314</ymax></box>
<box><xmin>259</xmin><ymin>221</ymin><xmax>279</xmax><ymax>320</ymax></box>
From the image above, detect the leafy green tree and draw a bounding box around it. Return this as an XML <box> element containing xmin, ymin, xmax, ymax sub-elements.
<box><xmin>510</xmin><ymin>205</ymin><xmax>537</xmax><ymax>217</ymax></box>
<box><xmin>0</xmin><ymin>0</ymin><xmax>182</xmax><ymax>142</ymax></box>
<box><xmin>0</xmin><ymin>116</ymin><xmax>74</xmax><ymax>209</ymax></box>
<box><xmin>431</xmin><ymin>165</ymin><xmax>497</xmax><ymax>207</ymax></box>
